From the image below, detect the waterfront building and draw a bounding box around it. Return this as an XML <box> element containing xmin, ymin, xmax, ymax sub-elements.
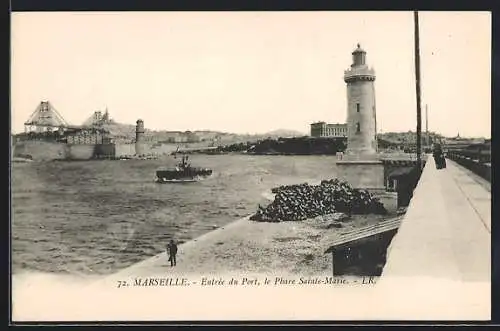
<box><xmin>310</xmin><ymin>122</ymin><xmax>347</xmax><ymax>138</ymax></box>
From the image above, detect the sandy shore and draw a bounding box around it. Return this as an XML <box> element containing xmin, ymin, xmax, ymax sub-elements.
<box><xmin>95</xmin><ymin>191</ymin><xmax>398</xmax><ymax>285</ymax></box>
<box><xmin>15</xmin><ymin>210</ymin><xmax>392</xmax><ymax>321</ymax></box>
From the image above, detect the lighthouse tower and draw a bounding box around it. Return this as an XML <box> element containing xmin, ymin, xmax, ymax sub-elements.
<box><xmin>344</xmin><ymin>44</ymin><xmax>378</xmax><ymax>156</ymax></box>
<box><xmin>337</xmin><ymin>44</ymin><xmax>384</xmax><ymax>190</ymax></box>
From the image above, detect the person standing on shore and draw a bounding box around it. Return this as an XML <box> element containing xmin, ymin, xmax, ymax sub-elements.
<box><xmin>167</xmin><ymin>239</ymin><xmax>178</xmax><ymax>267</ymax></box>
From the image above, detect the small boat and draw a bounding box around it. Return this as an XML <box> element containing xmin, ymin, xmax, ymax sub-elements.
<box><xmin>155</xmin><ymin>155</ymin><xmax>212</xmax><ymax>183</ymax></box>
<box><xmin>12</xmin><ymin>157</ymin><xmax>34</xmax><ymax>163</ymax></box>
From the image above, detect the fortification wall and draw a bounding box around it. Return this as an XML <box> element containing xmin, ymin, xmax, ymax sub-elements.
<box><xmin>13</xmin><ymin>140</ymin><xmax>118</xmax><ymax>160</ymax></box>
<box><xmin>120</xmin><ymin>143</ymin><xmax>202</xmax><ymax>156</ymax></box>
<box><xmin>13</xmin><ymin>141</ymin><xmax>66</xmax><ymax>161</ymax></box>
<box><xmin>94</xmin><ymin>144</ymin><xmax>116</xmax><ymax>158</ymax></box>
<box><xmin>116</xmin><ymin>143</ymin><xmax>176</xmax><ymax>157</ymax></box>
<box><xmin>66</xmin><ymin>145</ymin><xmax>96</xmax><ymax>160</ymax></box>
<box><xmin>114</xmin><ymin>143</ymin><xmax>136</xmax><ymax>157</ymax></box>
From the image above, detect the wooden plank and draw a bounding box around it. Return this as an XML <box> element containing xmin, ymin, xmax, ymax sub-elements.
<box><xmin>337</xmin><ymin>221</ymin><xmax>400</xmax><ymax>244</ymax></box>
<box><xmin>325</xmin><ymin>216</ymin><xmax>402</xmax><ymax>253</ymax></box>
<box><xmin>340</xmin><ymin>216</ymin><xmax>403</xmax><ymax>236</ymax></box>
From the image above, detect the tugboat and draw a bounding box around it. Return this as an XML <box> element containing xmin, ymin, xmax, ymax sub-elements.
<box><xmin>154</xmin><ymin>155</ymin><xmax>212</xmax><ymax>183</ymax></box>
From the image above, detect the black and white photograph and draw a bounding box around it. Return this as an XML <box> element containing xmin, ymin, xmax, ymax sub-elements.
<box><xmin>10</xmin><ymin>11</ymin><xmax>491</xmax><ymax>322</ymax></box>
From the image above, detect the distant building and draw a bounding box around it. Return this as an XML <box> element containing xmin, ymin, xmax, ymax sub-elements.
<box><xmin>159</xmin><ymin>131</ymin><xmax>201</xmax><ymax>143</ymax></box>
<box><xmin>310</xmin><ymin>122</ymin><xmax>347</xmax><ymax>138</ymax></box>
<box><xmin>83</xmin><ymin>108</ymin><xmax>112</xmax><ymax>127</ymax></box>
<box><xmin>443</xmin><ymin>133</ymin><xmax>485</xmax><ymax>150</ymax></box>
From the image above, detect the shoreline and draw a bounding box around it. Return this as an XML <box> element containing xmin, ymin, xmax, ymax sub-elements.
<box><xmin>96</xmin><ymin>215</ymin><xmax>253</xmax><ymax>283</ymax></box>
<box><xmin>91</xmin><ymin>188</ymin><xmax>398</xmax><ymax>287</ymax></box>
<box><xmin>11</xmin><ymin>180</ymin><xmax>397</xmax><ymax>284</ymax></box>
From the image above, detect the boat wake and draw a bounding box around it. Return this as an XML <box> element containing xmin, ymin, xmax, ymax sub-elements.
<box><xmin>154</xmin><ymin>174</ymin><xmax>213</xmax><ymax>184</ymax></box>
<box><xmin>154</xmin><ymin>155</ymin><xmax>213</xmax><ymax>184</ymax></box>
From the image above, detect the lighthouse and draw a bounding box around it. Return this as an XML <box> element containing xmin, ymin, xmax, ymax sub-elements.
<box><xmin>344</xmin><ymin>44</ymin><xmax>378</xmax><ymax>156</ymax></box>
<box><xmin>336</xmin><ymin>44</ymin><xmax>384</xmax><ymax>190</ymax></box>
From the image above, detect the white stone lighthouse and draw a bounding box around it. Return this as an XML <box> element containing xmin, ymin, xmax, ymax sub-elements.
<box><xmin>337</xmin><ymin>44</ymin><xmax>384</xmax><ymax>190</ymax></box>
<box><xmin>344</xmin><ymin>44</ymin><xmax>378</xmax><ymax>156</ymax></box>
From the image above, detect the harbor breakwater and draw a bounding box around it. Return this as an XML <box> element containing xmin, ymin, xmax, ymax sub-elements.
<box><xmin>194</xmin><ymin>136</ymin><xmax>347</xmax><ymax>155</ymax></box>
<box><xmin>13</xmin><ymin>140</ymin><xmax>120</xmax><ymax>161</ymax></box>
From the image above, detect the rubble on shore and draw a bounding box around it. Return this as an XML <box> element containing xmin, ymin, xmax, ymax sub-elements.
<box><xmin>250</xmin><ymin>179</ymin><xmax>387</xmax><ymax>222</ymax></box>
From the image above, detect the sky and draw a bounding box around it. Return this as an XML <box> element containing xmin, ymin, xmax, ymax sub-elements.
<box><xmin>11</xmin><ymin>11</ymin><xmax>491</xmax><ymax>137</ymax></box>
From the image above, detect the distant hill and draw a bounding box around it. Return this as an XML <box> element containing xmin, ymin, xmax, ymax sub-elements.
<box><xmin>262</xmin><ymin>129</ymin><xmax>306</xmax><ymax>138</ymax></box>
<box><xmin>101</xmin><ymin>121</ymin><xmax>137</xmax><ymax>140</ymax></box>
<box><xmin>100</xmin><ymin>123</ymin><xmax>485</xmax><ymax>149</ymax></box>
<box><xmin>99</xmin><ymin>121</ymin><xmax>307</xmax><ymax>144</ymax></box>
<box><xmin>377</xmin><ymin>131</ymin><xmax>445</xmax><ymax>145</ymax></box>
<box><xmin>17</xmin><ymin>114</ymin><xmax>309</xmax><ymax>145</ymax></box>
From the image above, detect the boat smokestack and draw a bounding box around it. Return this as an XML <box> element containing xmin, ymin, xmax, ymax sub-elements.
<box><xmin>135</xmin><ymin>119</ymin><xmax>145</xmax><ymax>156</ymax></box>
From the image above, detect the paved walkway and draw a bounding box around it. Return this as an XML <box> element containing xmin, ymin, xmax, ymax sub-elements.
<box><xmin>379</xmin><ymin>157</ymin><xmax>490</xmax><ymax>319</ymax></box>
<box><xmin>445</xmin><ymin>160</ymin><xmax>490</xmax><ymax>231</ymax></box>
<box><xmin>383</xmin><ymin>157</ymin><xmax>490</xmax><ymax>281</ymax></box>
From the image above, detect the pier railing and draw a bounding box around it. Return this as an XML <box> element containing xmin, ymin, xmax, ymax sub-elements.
<box><xmin>343</xmin><ymin>66</ymin><xmax>376</xmax><ymax>79</ymax></box>
<box><xmin>446</xmin><ymin>150</ymin><xmax>491</xmax><ymax>182</ymax></box>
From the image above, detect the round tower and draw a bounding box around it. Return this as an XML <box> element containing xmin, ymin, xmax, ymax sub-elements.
<box><xmin>343</xmin><ymin>44</ymin><xmax>378</xmax><ymax>156</ymax></box>
<box><xmin>135</xmin><ymin>119</ymin><xmax>145</xmax><ymax>155</ymax></box>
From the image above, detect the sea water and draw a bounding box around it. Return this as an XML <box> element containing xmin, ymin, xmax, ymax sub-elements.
<box><xmin>11</xmin><ymin>154</ymin><xmax>339</xmax><ymax>276</ymax></box>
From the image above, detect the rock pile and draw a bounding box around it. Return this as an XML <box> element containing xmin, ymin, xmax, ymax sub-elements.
<box><xmin>250</xmin><ymin>179</ymin><xmax>387</xmax><ymax>222</ymax></box>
